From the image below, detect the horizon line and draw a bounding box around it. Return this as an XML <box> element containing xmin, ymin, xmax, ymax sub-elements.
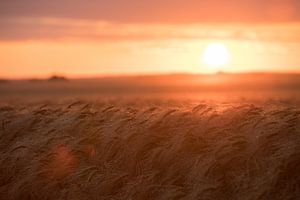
<box><xmin>2</xmin><ymin>71</ymin><xmax>300</xmax><ymax>81</ymax></box>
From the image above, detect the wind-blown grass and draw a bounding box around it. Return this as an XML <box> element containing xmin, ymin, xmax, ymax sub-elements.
<box><xmin>0</xmin><ymin>99</ymin><xmax>299</xmax><ymax>200</ymax></box>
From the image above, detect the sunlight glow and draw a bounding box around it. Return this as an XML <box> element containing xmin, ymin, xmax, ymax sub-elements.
<box><xmin>202</xmin><ymin>43</ymin><xmax>230</xmax><ymax>69</ymax></box>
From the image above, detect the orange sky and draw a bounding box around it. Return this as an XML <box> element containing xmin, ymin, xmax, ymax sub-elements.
<box><xmin>0</xmin><ymin>0</ymin><xmax>300</xmax><ymax>78</ymax></box>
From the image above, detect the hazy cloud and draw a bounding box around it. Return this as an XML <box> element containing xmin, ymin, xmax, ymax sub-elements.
<box><xmin>1</xmin><ymin>17</ymin><xmax>300</xmax><ymax>43</ymax></box>
<box><xmin>1</xmin><ymin>1</ymin><xmax>300</xmax><ymax>41</ymax></box>
<box><xmin>0</xmin><ymin>0</ymin><xmax>299</xmax><ymax>23</ymax></box>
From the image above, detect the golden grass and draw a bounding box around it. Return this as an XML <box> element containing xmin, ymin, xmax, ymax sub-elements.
<box><xmin>0</xmin><ymin>99</ymin><xmax>299</xmax><ymax>200</ymax></box>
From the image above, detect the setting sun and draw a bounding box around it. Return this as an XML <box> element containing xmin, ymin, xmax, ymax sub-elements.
<box><xmin>1</xmin><ymin>1</ymin><xmax>300</xmax><ymax>199</ymax></box>
<box><xmin>202</xmin><ymin>43</ymin><xmax>230</xmax><ymax>69</ymax></box>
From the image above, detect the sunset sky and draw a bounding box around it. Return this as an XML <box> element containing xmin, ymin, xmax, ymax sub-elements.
<box><xmin>1</xmin><ymin>0</ymin><xmax>300</xmax><ymax>78</ymax></box>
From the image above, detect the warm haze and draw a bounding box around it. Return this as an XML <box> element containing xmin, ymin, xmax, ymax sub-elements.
<box><xmin>1</xmin><ymin>0</ymin><xmax>300</xmax><ymax>78</ymax></box>
<box><xmin>0</xmin><ymin>1</ymin><xmax>300</xmax><ymax>200</ymax></box>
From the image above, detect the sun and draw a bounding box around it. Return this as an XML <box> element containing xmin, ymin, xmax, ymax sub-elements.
<box><xmin>202</xmin><ymin>43</ymin><xmax>230</xmax><ymax>69</ymax></box>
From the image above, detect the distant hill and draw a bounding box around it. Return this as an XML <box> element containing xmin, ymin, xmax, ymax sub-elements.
<box><xmin>48</xmin><ymin>75</ymin><xmax>68</xmax><ymax>82</ymax></box>
<box><xmin>0</xmin><ymin>79</ymin><xmax>8</xmax><ymax>84</ymax></box>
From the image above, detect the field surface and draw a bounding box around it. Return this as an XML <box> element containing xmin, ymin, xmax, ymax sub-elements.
<box><xmin>0</xmin><ymin>74</ymin><xmax>299</xmax><ymax>200</ymax></box>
